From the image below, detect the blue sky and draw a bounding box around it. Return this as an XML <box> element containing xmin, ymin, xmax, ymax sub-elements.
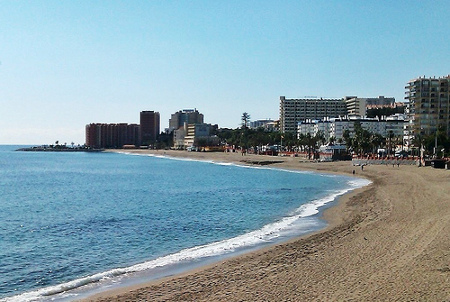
<box><xmin>1</xmin><ymin>1</ymin><xmax>449</xmax><ymax>144</ymax></box>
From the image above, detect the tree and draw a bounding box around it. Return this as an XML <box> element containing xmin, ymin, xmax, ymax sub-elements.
<box><xmin>329</xmin><ymin>136</ymin><xmax>336</xmax><ymax>145</ymax></box>
<box><xmin>194</xmin><ymin>137</ymin><xmax>208</xmax><ymax>148</ymax></box>
<box><xmin>387</xmin><ymin>130</ymin><xmax>394</xmax><ymax>155</ymax></box>
<box><xmin>370</xmin><ymin>133</ymin><xmax>384</xmax><ymax>154</ymax></box>
<box><xmin>419</xmin><ymin>128</ymin><xmax>450</xmax><ymax>158</ymax></box>
<box><xmin>352</xmin><ymin>122</ymin><xmax>371</xmax><ymax>155</ymax></box>
<box><xmin>241</xmin><ymin>112</ymin><xmax>251</xmax><ymax>129</ymax></box>
<box><xmin>155</xmin><ymin>131</ymin><xmax>174</xmax><ymax>149</ymax></box>
<box><xmin>304</xmin><ymin>133</ymin><xmax>319</xmax><ymax>159</ymax></box>
<box><xmin>343</xmin><ymin>130</ymin><xmax>352</xmax><ymax>152</ymax></box>
<box><xmin>315</xmin><ymin>131</ymin><xmax>326</xmax><ymax>146</ymax></box>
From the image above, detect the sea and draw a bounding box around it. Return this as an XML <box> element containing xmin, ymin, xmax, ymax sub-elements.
<box><xmin>0</xmin><ymin>145</ymin><xmax>370</xmax><ymax>301</ymax></box>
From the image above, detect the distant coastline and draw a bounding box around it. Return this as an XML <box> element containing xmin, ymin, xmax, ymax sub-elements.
<box><xmin>16</xmin><ymin>146</ymin><xmax>103</xmax><ymax>152</ymax></box>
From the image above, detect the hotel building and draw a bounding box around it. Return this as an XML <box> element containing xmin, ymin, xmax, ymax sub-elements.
<box><xmin>280</xmin><ymin>96</ymin><xmax>348</xmax><ymax>133</ymax></box>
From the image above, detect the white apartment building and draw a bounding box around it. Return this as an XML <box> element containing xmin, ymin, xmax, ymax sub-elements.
<box><xmin>298</xmin><ymin>116</ymin><xmax>406</xmax><ymax>141</ymax></box>
<box><xmin>298</xmin><ymin>119</ymin><xmax>332</xmax><ymax>141</ymax></box>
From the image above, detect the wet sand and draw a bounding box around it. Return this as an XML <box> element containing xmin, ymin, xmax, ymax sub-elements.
<box><xmin>82</xmin><ymin>150</ymin><xmax>450</xmax><ymax>301</ymax></box>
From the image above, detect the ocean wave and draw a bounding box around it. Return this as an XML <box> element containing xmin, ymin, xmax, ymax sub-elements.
<box><xmin>294</xmin><ymin>178</ymin><xmax>371</xmax><ymax>217</ymax></box>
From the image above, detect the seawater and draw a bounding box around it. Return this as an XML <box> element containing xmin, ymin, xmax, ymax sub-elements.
<box><xmin>0</xmin><ymin>146</ymin><xmax>370</xmax><ymax>301</ymax></box>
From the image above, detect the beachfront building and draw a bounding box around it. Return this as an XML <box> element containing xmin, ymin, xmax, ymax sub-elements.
<box><xmin>85</xmin><ymin>123</ymin><xmax>140</xmax><ymax>148</ymax></box>
<box><xmin>169</xmin><ymin>109</ymin><xmax>204</xmax><ymax>133</ymax></box>
<box><xmin>297</xmin><ymin>116</ymin><xmax>406</xmax><ymax>142</ymax></box>
<box><xmin>173</xmin><ymin>126</ymin><xmax>186</xmax><ymax>149</ymax></box>
<box><xmin>140</xmin><ymin>111</ymin><xmax>160</xmax><ymax>146</ymax></box>
<box><xmin>173</xmin><ymin>123</ymin><xmax>218</xmax><ymax>149</ymax></box>
<box><xmin>332</xmin><ymin>118</ymin><xmax>385</xmax><ymax>140</ymax></box>
<box><xmin>280</xmin><ymin>96</ymin><xmax>347</xmax><ymax>133</ymax></box>
<box><xmin>184</xmin><ymin>123</ymin><xmax>211</xmax><ymax>148</ymax></box>
<box><xmin>344</xmin><ymin>96</ymin><xmax>396</xmax><ymax>117</ymax></box>
<box><xmin>85</xmin><ymin>110</ymin><xmax>160</xmax><ymax>148</ymax></box>
<box><xmin>335</xmin><ymin>116</ymin><xmax>406</xmax><ymax>140</ymax></box>
<box><xmin>333</xmin><ymin>117</ymin><xmax>405</xmax><ymax>141</ymax></box>
<box><xmin>405</xmin><ymin>75</ymin><xmax>450</xmax><ymax>146</ymax></box>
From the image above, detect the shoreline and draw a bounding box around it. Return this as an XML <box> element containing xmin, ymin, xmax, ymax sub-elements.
<box><xmin>82</xmin><ymin>150</ymin><xmax>450</xmax><ymax>301</ymax></box>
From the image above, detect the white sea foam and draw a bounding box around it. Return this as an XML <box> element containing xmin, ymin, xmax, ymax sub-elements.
<box><xmin>294</xmin><ymin>178</ymin><xmax>371</xmax><ymax>218</ymax></box>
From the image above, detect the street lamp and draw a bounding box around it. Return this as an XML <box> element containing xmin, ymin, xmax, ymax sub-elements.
<box><xmin>280</xmin><ymin>134</ymin><xmax>284</xmax><ymax>156</ymax></box>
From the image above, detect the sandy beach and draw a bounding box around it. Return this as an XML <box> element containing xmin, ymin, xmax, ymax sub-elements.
<box><xmin>82</xmin><ymin>150</ymin><xmax>450</xmax><ymax>301</ymax></box>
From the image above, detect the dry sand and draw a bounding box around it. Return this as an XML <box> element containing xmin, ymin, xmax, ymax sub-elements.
<box><xmin>82</xmin><ymin>150</ymin><xmax>450</xmax><ymax>301</ymax></box>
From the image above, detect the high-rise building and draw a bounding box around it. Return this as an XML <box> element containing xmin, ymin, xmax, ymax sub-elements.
<box><xmin>279</xmin><ymin>96</ymin><xmax>347</xmax><ymax>133</ymax></box>
<box><xmin>140</xmin><ymin>111</ymin><xmax>160</xmax><ymax>145</ymax></box>
<box><xmin>405</xmin><ymin>76</ymin><xmax>450</xmax><ymax>144</ymax></box>
<box><xmin>169</xmin><ymin>109</ymin><xmax>204</xmax><ymax>132</ymax></box>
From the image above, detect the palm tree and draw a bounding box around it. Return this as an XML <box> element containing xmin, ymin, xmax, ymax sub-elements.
<box><xmin>352</xmin><ymin>122</ymin><xmax>371</xmax><ymax>156</ymax></box>
<box><xmin>370</xmin><ymin>133</ymin><xmax>384</xmax><ymax>155</ymax></box>
<box><xmin>315</xmin><ymin>131</ymin><xmax>326</xmax><ymax>147</ymax></box>
<box><xmin>329</xmin><ymin>136</ymin><xmax>336</xmax><ymax>145</ymax></box>
<box><xmin>387</xmin><ymin>130</ymin><xmax>394</xmax><ymax>156</ymax></box>
<box><xmin>297</xmin><ymin>133</ymin><xmax>307</xmax><ymax>153</ymax></box>
<box><xmin>304</xmin><ymin>133</ymin><xmax>319</xmax><ymax>159</ymax></box>
<box><xmin>343</xmin><ymin>130</ymin><xmax>352</xmax><ymax>153</ymax></box>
